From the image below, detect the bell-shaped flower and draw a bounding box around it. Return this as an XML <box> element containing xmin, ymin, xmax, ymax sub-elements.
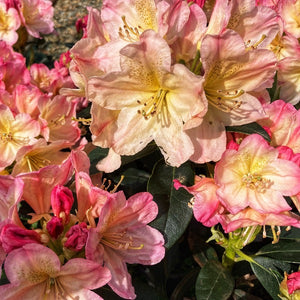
<box><xmin>88</xmin><ymin>30</ymin><xmax>207</xmax><ymax>168</ymax></box>
<box><xmin>0</xmin><ymin>104</ymin><xmax>40</xmax><ymax>170</ymax></box>
<box><xmin>0</xmin><ymin>1</ymin><xmax>20</xmax><ymax>45</ymax></box>
<box><xmin>0</xmin><ymin>243</ymin><xmax>111</xmax><ymax>299</ymax></box>
<box><xmin>17</xmin><ymin>0</ymin><xmax>54</xmax><ymax>38</ymax></box>
<box><xmin>188</xmin><ymin>29</ymin><xmax>276</xmax><ymax>164</ymax></box>
<box><xmin>86</xmin><ymin>189</ymin><xmax>165</xmax><ymax>299</ymax></box>
<box><xmin>215</xmin><ymin>134</ymin><xmax>300</xmax><ymax>214</ymax></box>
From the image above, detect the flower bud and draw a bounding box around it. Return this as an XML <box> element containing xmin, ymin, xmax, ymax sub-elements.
<box><xmin>51</xmin><ymin>185</ymin><xmax>74</xmax><ymax>223</ymax></box>
<box><xmin>46</xmin><ymin>216</ymin><xmax>64</xmax><ymax>239</ymax></box>
<box><xmin>64</xmin><ymin>223</ymin><xmax>89</xmax><ymax>251</ymax></box>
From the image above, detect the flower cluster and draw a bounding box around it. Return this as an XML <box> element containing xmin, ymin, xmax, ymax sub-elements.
<box><xmin>0</xmin><ymin>0</ymin><xmax>300</xmax><ymax>299</ymax></box>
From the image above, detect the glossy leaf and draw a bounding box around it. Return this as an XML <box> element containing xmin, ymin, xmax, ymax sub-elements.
<box><xmin>256</xmin><ymin>241</ymin><xmax>300</xmax><ymax>263</ymax></box>
<box><xmin>195</xmin><ymin>260</ymin><xmax>234</xmax><ymax>300</ymax></box>
<box><xmin>226</xmin><ymin>122</ymin><xmax>271</xmax><ymax>142</ymax></box>
<box><xmin>147</xmin><ymin>160</ymin><xmax>194</xmax><ymax>249</ymax></box>
<box><xmin>250</xmin><ymin>256</ymin><xmax>291</xmax><ymax>300</ymax></box>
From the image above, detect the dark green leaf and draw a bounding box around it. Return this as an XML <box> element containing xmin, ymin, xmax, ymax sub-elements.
<box><xmin>264</xmin><ymin>227</ymin><xmax>300</xmax><ymax>240</ymax></box>
<box><xmin>250</xmin><ymin>256</ymin><xmax>291</xmax><ymax>300</ymax></box>
<box><xmin>256</xmin><ymin>241</ymin><xmax>300</xmax><ymax>263</ymax></box>
<box><xmin>147</xmin><ymin>160</ymin><xmax>194</xmax><ymax>248</ymax></box>
<box><xmin>195</xmin><ymin>260</ymin><xmax>234</xmax><ymax>300</ymax></box>
<box><xmin>88</xmin><ymin>147</ymin><xmax>109</xmax><ymax>175</ymax></box>
<box><xmin>226</xmin><ymin>122</ymin><xmax>271</xmax><ymax>142</ymax></box>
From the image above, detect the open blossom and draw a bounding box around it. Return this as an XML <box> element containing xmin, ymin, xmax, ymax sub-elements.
<box><xmin>0</xmin><ymin>1</ymin><xmax>20</xmax><ymax>45</ymax></box>
<box><xmin>187</xmin><ymin>29</ymin><xmax>276</xmax><ymax>164</ymax></box>
<box><xmin>257</xmin><ymin>100</ymin><xmax>300</xmax><ymax>153</ymax></box>
<box><xmin>0</xmin><ymin>243</ymin><xmax>111</xmax><ymax>299</ymax></box>
<box><xmin>86</xmin><ymin>189</ymin><xmax>165</xmax><ymax>299</ymax></box>
<box><xmin>0</xmin><ymin>104</ymin><xmax>40</xmax><ymax>170</ymax></box>
<box><xmin>215</xmin><ymin>134</ymin><xmax>300</xmax><ymax>214</ymax></box>
<box><xmin>88</xmin><ymin>30</ymin><xmax>207</xmax><ymax>168</ymax></box>
<box><xmin>17</xmin><ymin>0</ymin><xmax>54</xmax><ymax>38</ymax></box>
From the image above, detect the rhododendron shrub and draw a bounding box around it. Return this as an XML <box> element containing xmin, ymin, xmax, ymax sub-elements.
<box><xmin>0</xmin><ymin>0</ymin><xmax>300</xmax><ymax>299</ymax></box>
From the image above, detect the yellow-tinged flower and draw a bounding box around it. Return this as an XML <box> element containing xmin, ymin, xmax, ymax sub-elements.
<box><xmin>88</xmin><ymin>30</ymin><xmax>207</xmax><ymax>168</ymax></box>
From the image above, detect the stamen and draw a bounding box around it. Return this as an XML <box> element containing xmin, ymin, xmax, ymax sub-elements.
<box><xmin>137</xmin><ymin>89</ymin><xmax>168</xmax><ymax>120</ymax></box>
<box><xmin>246</xmin><ymin>34</ymin><xmax>267</xmax><ymax>50</ymax></box>
<box><xmin>206</xmin><ymin>88</ymin><xmax>244</xmax><ymax>112</ymax></box>
<box><xmin>271</xmin><ymin>225</ymin><xmax>279</xmax><ymax>244</ymax></box>
<box><xmin>118</xmin><ymin>15</ymin><xmax>142</xmax><ymax>42</ymax></box>
<box><xmin>102</xmin><ymin>231</ymin><xmax>144</xmax><ymax>250</ymax></box>
<box><xmin>241</xmin><ymin>173</ymin><xmax>272</xmax><ymax>193</ymax></box>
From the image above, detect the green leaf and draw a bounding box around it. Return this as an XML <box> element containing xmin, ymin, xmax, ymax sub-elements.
<box><xmin>195</xmin><ymin>260</ymin><xmax>234</xmax><ymax>300</ymax></box>
<box><xmin>226</xmin><ymin>122</ymin><xmax>271</xmax><ymax>142</ymax></box>
<box><xmin>147</xmin><ymin>160</ymin><xmax>194</xmax><ymax>249</ymax></box>
<box><xmin>265</xmin><ymin>227</ymin><xmax>300</xmax><ymax>241</ymax></box>
<box><xmin>256</xmin><ymin>241</ymin><xmax>300</xmax><ymax>263</ymax></box>
<box><xmin>88</xmin><ymin>147</ymin><xmax>109</xmax><ymax>175</ymax></box>
<box><xmin>250</xmin><ymin>256</ymin><xmax>291</xmax><ymax>300</ymax></box>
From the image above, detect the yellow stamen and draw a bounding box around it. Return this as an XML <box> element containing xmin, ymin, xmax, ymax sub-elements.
<box><xmin>118</xmin><ymin>15</ymin><xmax>142</xmax><ymax>42</ymax></box>
<box><xmin>137</xmin><ymin>89</ymin><xmax>168</xmax><ymax>119</ymax></box>
<box><xmin>242</xmin><ymin>172</ymin><xmax>272</xmax><ymax>193</ymax></box>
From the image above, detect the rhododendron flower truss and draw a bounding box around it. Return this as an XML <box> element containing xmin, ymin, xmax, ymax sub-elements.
<box><xmin>89</xmin><ymin>30</ymin><xmax>207</xmax><ymax>167</ymax></box>
<box><xmin>0</xmin><ymin>244</ymin><xmax>111</xmax><ymax>300</ymax></box>
<box><xmin>86</xmin><ymin>189</ymin><xmax>165</xmax><ymax>299</ymax></box>
<box><xmin>215</xmin><ymin>134</ymin><xmax>300</xmax><ymax>215</ymax></box>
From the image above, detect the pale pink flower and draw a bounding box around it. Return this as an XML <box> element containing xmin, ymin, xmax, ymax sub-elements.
<box><xmin>0</xmin><ymin>41</ymin><xmax>30</xmax><ymax>93</ymax></box>
<box><xmin>17</xmin><ymin>0</ymin><xmax>54</xmax><ymax>38</ymax></box>
<box><xmin>0</xmin><ymin>243</ymin><xmax>111</xmax><ymax>299</ymax></box>
<box><xmin>12</xmin><ymin>84</ymin><xmax>47</xmax><ymax>119</ymax></box>
<box><xmin>11</xmin><ymin>139</ymin><xmax>71</xmax><ymax>175</ymax></box>
<box><xmin>215</xmin><ymin>134</ymin><xmax>300</xmax><ymax>214</ymax></box>
<box><xmin>101</xmin><ymin>0</ymin><xmax>169</xmax><ymax>41</ymax></box>
<box><xmin>86</xmin><ymin>189</ymin><xmax>165</xmax><ymax>299</ymax></box>
<box><xmin>88</xmin><ymin>30</ymin><xmax>207</xmax><ymax>168</ymax></box>
<box><xmin>257</xmin><ymin>100</ymin><xmax>300</xmax><ymax>153</ymax></box>
<box><xmin>188</xmin><ymin>29</ymin><xmax>276</xmax><ymax>164</ymax></box>
<box><xmin>280</xmin><ymin>0</ymin><xmax>300</xmax><ymax>38</ymax></box>
<box><xmin>278</xmin><ymin>56</ymin><xmax>300</xmax><ymax>105</ymax></box>
<box><xmin>226</xmin><ymin>0</ymin><xmax>280</xmax><ymax>49</ymax></box>
<box><xmin>38</xmin><ymin>95</ymin><xmax>81</xmax><ymax>144</ymax></box>
<box><xmin>0</xmin><ymin>175</ymin><xmax>23</xmax><ymax>223</ymax></box>
<box><xmin>0</xmin><ymin>104</ymin><xmax>40</xmax><ymax>170</ymax></box>
<box><xmin>0</xmin><ymin>1</ymin><xmax>20</xmax><ymax>45</ymax></box>
<box><xmin>16</xmin><ymin>157</ymin><xmax>73</xmax><ymax>218</ymax></box>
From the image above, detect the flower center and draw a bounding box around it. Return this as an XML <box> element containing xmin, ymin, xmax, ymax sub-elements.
<box><xmin>241</xmin><ymin>172</ymin><xmax>272</xmax><ymax>193</ymax></box>
<box><xmin>205</xmin><ymin>88</ymin><xmax>243</xmax><ymax>112</ymax></box>
<box><xmin>102</xmin><ymin>231</ymin><xmax>144</xmax><ymax>250</ymax></box>
<box><xmin>137</xmin><ymin>89</ymin><xmax>168</xmax><ymax>120</ymax></box>
<box><xmin>25</xmin><ymin>155</ymin><xmax>51</xmax><ymax>172</ymax></box>
<box><xmin>0</xmin><ymin>132</ymin><xmax>29</xmax><ymax>145</ymax></box>
<box><xmin>118</xmin><ymin>15</ymin><xmax>143</xmax><ymax>42</ymax></box>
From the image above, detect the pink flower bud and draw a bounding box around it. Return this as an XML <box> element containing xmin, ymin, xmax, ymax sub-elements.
<box><xmin>46</xmin><ymin>216</ymin><xmax>64</xmax><ymax>239</ymax></box>
<box><xmin>51</xmin><ymin>185</ymin><xmax>74</xmax><ymax>223</ymax></box>
<box><xmin>287</xmin><ymin>271</ymin><xmax>300</xmax><ymax>295</ymax></box>
<box><xmin>64</xmin><ymin>223</ymin><xmax>89</xmax><ymax>251</ymax></box>
<box><xmin>1</xmin><ymin>224</ymin><xmax>41</xmax><ymax>253</ymax></box>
